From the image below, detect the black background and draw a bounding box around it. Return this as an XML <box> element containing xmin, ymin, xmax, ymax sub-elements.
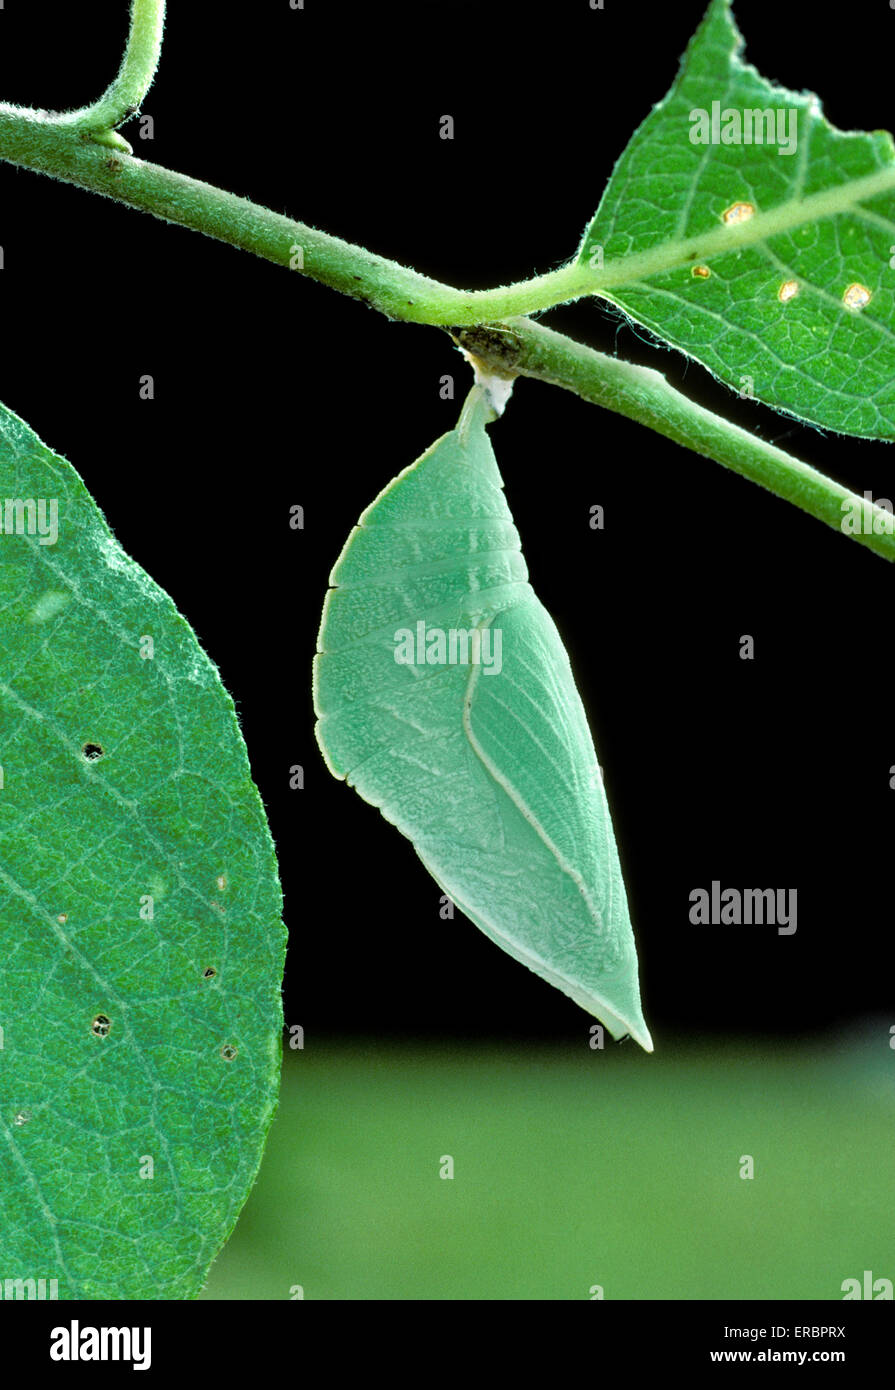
<box><xmin>1</xmin><ymin>0</ymin><xmax>893</xmax><ymax>1048</ymax></box>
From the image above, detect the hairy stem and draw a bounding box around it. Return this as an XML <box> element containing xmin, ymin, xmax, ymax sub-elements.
<box><xmin>6</xmin><ymin>0</ymin><xmax>165</xmax><ymax>152</ymax></box>
<box><xmin>454</xmin><ymin>320</ymin><xmax>895</xmax><ymax>563</ymax></box>
<box><xmin>0</xmin><ymin>107</ymin><xmax>577</xmax><ymax>320</ymax></box>
<box><xmin>0</xmin><ymin>86</ymin><xmax>890</xmax><ymax>561</ymax></box>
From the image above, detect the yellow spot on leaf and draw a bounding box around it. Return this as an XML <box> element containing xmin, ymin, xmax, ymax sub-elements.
<box><xmin>691</xmin><ymin>265</ymin><xmax>711</xmax><ymax>279</ymax></box>
<box><xmin>216</xmin><ymin>874</ymin><xmax>227</xmax><ymax>892</ymax></box>
<box><xmin>843</xmin><ymin>282</ymin><xmax>871</xmax><ymax>311</ymax></box>
<box><xmin>778</xmin><ymin>280</ymin><xmax>799</xmax><ymax>303</ymax></box>
<box><xmin>722</xmin><ymin>202</ymin><xmax>755</xmax><ymax>225</ymax></box>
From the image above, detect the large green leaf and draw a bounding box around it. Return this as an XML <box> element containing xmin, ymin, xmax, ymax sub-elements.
<box><xmin>578</xmin><ymin>0</ymin><xmax>895</xmax><ymax>439</ymax></box>
<box><xmin>314</xmin><ymin>388</ymin><xmax>651</xmax><ymax>1051</ymax></box>
<box><xmin>0</xmin><ymin>403</ymin><xmax>286</xmax><ymax>1299</ymax></box>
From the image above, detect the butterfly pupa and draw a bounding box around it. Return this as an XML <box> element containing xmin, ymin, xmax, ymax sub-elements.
<box><xmin>313</xmin><ymin>387</ymin><xmax>652</xmax><ymax>1050</ymax></box>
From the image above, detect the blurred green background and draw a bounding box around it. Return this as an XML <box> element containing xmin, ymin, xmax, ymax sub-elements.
<box><xmin>202</xmin><ymin>1024</ymin><xmax>894</xmax><ymax>1300</ymax></box>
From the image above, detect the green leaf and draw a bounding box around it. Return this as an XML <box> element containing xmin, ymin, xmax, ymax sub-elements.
<box><xmin>0</xmin><ymin>402</ymin><xmax>286</xmax><ymax>1299</ymax></box>
<box><xmin>578</xmin><ymin>0</ymin><xmax>895</xmax><ymax>439</ymax></box>
<box><xmin>313</xmin><ymin>388</ymin><xmax>651</xmax><ymax>1051</ymax></box>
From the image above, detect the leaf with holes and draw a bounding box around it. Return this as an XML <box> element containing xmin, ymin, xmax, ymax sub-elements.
<box><xmin>0</xmin><ymin>401</ymin><xmax>286</xmax><ymax>1299</ymax></box>
<box><xmin>313</xmin><ymin>387</ymin><xmax>651</xmax><ymax>1052</ymax></box>
<box><xmin>577</xmin><ymin>0</ymin><xmax>895</xmax><ymax>438</ymax></box>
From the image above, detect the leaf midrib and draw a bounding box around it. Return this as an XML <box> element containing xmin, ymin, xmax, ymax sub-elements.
<box><xmin>580</xmin><ymin>163</ymin><xmax>895</xmax><ymax>295</ymax></box>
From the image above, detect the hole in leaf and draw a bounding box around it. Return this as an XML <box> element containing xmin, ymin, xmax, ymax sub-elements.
<box><xmin>203</xmin><ymin>967</ymin><xmax>216</xmax><ymax>979</ymax></box>
<box><xmin>220</xmin><ymin>1043</ymin><xmax>238</xmax><ymax>1061</ymax></box>
<box><xmin>722</xmin><ymin>201</ymin><xmax>755</xmax><ymax>225</ymax></box>
<box><xmin>82</xmin><ymin>743</ymin><xmax>104</xmax><ymax>761</ymax></box>
<box><xmin>843</xmin><ymin>282</ymin><xmax>871</xmax><ymax>311</ymax></box>
<box><xmin>92</xmin><ymin>1014</ymin><xmax>112</xmax><ymax>1037</ymax></box>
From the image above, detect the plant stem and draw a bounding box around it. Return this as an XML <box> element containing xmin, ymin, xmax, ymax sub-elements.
<box><xmin>7</xmin><ymin>0</ymin><xmax>165</xmax><ymax>152</ymax></box>
<box><xmin>0</xmin><ymin>94</ymin><xmax>891</xmax><ymax>561</ymax></box>
<box><xmin>0</xmin><ymin>105</ymin><xmax>579</xmax><ymax>321</ymax></box>
<box><xmin>454</xmin><ymin>320</ymin><xmax>895</xmax><ymax>563</ymax></box>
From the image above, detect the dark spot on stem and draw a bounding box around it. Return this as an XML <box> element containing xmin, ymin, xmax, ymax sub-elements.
<box><xmin>453</xmin><ymin>326</ymin><xmax>523</xmax><ymax>376</ymax></box>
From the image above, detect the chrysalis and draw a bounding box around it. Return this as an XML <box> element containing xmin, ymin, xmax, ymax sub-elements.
<box><xmin>314</xmin><ymin>388</ymin><xmax>652</xmax><ymax>1050</ymax></box>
